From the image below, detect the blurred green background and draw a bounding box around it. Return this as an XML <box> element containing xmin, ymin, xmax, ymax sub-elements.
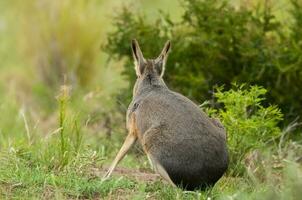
<box><xmin>1</xmin><ymin>0</ymin><xmax>299</xmax><ymax>133</ymax></box>
<box><xmin>0</xmin><ymin>0</ymin><xmax>184</xmax><ymax>140</ymax></box>
<box><xmin>0</xmin><ymin>0</ymin><xmax>301</xmax><ymax>199</ymax></box>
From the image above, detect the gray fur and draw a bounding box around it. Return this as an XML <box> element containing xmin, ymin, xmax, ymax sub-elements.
<box><xmin>128</xmin><ymin>39</ymin><xmax>228</xmax><ymax>190</ymax></box>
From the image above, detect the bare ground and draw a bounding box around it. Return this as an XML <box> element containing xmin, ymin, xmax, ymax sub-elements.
<box><xmin>94</xmin><ymin>167</ymin><xmax>161</xmax><ymax>183</ymax></box>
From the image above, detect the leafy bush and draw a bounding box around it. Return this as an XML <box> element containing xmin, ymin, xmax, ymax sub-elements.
<box><xmin>204</xmin><ymin>84</ymin><xmax>283</xmax><ymax>174</ymax></box>
<box><xmin>105</xmin><ymin>0</ymin><xmax>302</xmax><ymax>121</ymax></box>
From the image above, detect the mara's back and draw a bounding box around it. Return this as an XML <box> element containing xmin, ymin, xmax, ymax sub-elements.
<box><xmin>134</xmin><ymin>87</ymin><xmax>228</xmax><ymax>190</ymax></box>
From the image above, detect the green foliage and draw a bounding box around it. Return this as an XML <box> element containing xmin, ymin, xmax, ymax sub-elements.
<box><xmin>105</xmin><ymin>0</ymin><xmax>302</xmax><ymax>120</ymax></box>
<box><xmin>204</xmin><ymin>85</ymin><xmax>283</xmax><ymax>174</ymax></box>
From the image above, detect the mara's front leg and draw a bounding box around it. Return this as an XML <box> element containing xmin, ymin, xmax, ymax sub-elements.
<box><xmin>102</xmin><ymin>114</ymin><xmax>137</xmax><ymax>180</ymax></box>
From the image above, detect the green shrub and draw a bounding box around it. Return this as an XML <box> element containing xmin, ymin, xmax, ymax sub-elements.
<box><xmin>204</xmin><ymin>84</ymin><xmax>283</xmax><ymax>174</ymax></box>
<box><xmin>105</xmin><ymin>0</ymin><xmax>302</xmax><ymax>122</ymax></box>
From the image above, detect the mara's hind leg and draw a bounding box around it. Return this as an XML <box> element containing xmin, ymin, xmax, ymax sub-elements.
<box><xmin>152</xmin><ymin>157</ymin><xmax>176</xmax><ymax>187</ymax></box>
<box><xmin>102</xmin><ymin>115</ymin><xmax>137</xmax><ymax>180</ymax></box>
<box><xmin>142</xmin><ymin>127</ymin><xmax>176</xmax><ymax>187</ymax></box>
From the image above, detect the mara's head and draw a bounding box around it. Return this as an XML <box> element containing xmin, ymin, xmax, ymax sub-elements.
<box><xmin>131</xmin><ymin>39</ymin><xmax>171</xmax><ymax>96</ymax></box>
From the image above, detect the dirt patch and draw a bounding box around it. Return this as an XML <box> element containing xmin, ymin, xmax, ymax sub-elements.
<box><xmin>94</xmin><ymin>167</ymin><xmax>161</xmax><ymax>182</ymax></box>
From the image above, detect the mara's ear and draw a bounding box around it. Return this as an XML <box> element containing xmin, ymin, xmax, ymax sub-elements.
<box><xmin>131</xmin><ymin>39</ymin><xmax>145</xmax><ymax>76</ymax></box>
<box><xmin>155</xmin><ymin>40</ymin><xmax>171</xmax><ymax>77</ymax></box>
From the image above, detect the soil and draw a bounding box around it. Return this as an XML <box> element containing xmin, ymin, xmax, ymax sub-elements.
<box><xmin>96</xmin><ymin>167</ymin><xmax>161</xmax><ymax>183</ymax></box>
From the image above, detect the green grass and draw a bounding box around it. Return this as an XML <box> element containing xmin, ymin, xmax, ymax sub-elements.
<box><xmin>0</xmin><ymin>80</ymin><xmax>301</xmax><ymax>200</ymax></box>
<box><xmin>0</xmin><ymin>92</ymin><xmax>301</xmax><ymax>200</ymax></box>
<box><xmin>1</xmin><ymin>142</ymin><xmax>301</xmax><ymax>199</ymax></box>
<box><xmin>0</xmin><ymin>156</ymin><xmax>136</xmax><ymax>199</ymax></box>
